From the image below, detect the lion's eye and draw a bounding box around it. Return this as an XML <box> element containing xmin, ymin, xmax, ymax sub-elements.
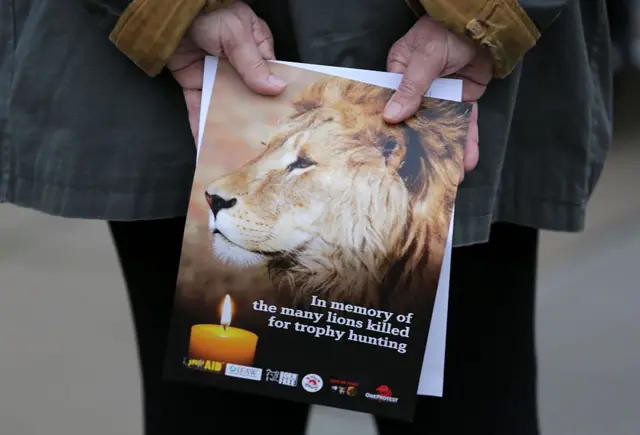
<box><xmin>287</xmin><ymin>156</ymin><xmax>315</xmax><ymax>172</ymax></box>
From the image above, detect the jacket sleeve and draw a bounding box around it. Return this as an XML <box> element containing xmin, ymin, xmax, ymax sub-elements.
<box><xmin>84</xmin><ymin>0</ymin><xmax>234</xmax><ymax>77</ymax></box>
<box><xmin>418</xmin><ymin>0</ymin><xmax>544</xmax><ymax>79</ymax></box>
<box><xmin>96</xmin><ymin>0</ymin><xmax>563</xmax><ymax>79</ymax></box>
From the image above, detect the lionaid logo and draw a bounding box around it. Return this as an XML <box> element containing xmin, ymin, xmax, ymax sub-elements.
<box><xmin>365</xmin><ymin>385</ymin><xmax>399</xmax><ymax>403</ymax></box>
<box><xmin>183</xmin><ymin>357</ymin><xmax>224</xmax><ymax>373</ymax></box>
<box><xmin>224</xmin><ymin>363</ymin><xmax>262</xmax><ymax>381</ymax></box>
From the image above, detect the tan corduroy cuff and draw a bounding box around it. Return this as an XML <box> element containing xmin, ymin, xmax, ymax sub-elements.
<box><xmin>414</xmin><ymin>0</ymin><xmax>540</xmax><ymax>78</ymax></box>
<box><xmin>109</xmin><ymin>0</ymin><xmax>235</xmax><ymax>76</ymax></box>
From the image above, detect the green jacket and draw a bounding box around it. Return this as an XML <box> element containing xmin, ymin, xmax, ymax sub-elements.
<box><xmin>0</xmin><ymin>0</ymin><xmax>612</xmax><ymax>246</ymax></box>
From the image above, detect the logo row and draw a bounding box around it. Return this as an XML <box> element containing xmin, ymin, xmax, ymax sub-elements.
<box><xmin>185</xmin><ymin>358</ymin><xmax>398</xmax><ymax>403</ymax></box>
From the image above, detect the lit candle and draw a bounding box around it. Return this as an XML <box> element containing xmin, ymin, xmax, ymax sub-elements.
<box><xmin>188</xmin><ymin>294</ymin><xmax>259</xmax><ymax>366</ymax></box>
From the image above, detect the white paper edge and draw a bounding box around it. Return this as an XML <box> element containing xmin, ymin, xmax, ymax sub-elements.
<box><xmin>198</xmin><ymin>55</ymin><xmax>458</xmax><ymax>397</ymax></box>
<box><xmin>197</xmin><ymin>56</ymin><xmax>219</xmax><ymax>159</ymax></box>
<box><xmin>416</xmin><ymin>209</ymin><xmax>453</xmax><ymax>396</ymax></box>
<box><xmin>272</xmin><ymin>60</ymin><xmax>463</xmax><ymax>102</ymax></box>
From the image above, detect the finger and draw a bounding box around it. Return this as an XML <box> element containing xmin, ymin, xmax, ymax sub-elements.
<box><xmin>464</xmin><ymin>102</ymin><xmax>479</xmax><ymax>173</ymax></box>
<box><xmin>252</xmin><ymin>17</ymin><xmax>275</xmax><ymax>60</ymax></box>
<box><xmin>384</xmin><ymin>43</ymin><xmax>444</xmax><ymax>123</ymax></box>
<box><xmin>386</xmin><ymin>40</ymin><xmax>410</xmax><ymax>74</ymax></box>
<box><xmin>168</xmin><ymin>53</ymin><xmax>205</xmax><ymax>91</ymax></box>
<box><xmin>446</xmin><ymin>75</ymin><xmax>486</xmax><ymax>103</ymax></box>
<box><xmin>456</xmin><ymin>49</ymin><xmax>492</xmax><ymax>101</ymax></box>
<box><xmin>184</xmin><ymin>89</ymin><xmax>202</xmax><ymax>145</ymax></box>
<box><xmin>463</xmin><ymin>47</ymin><xmax>493</xmax><ymax>84</ymax></box>
<box><xmin>461</xmin><ymin>81</ymin><xmax>486</xmax><ymax>103</ymax></box>
<box><xmin>225</xmin><ymin>38</ymin><xmax>285</xmax><ymax>96</ymax></box>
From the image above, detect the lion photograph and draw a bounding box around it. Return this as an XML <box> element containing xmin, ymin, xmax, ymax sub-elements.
<box><xmin>174</xmin><ymin>59</ymin><xmax>470</xmax><ymax>324</ymax></box>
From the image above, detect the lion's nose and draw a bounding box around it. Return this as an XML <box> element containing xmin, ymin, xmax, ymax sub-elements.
<box><xmin>206</xmin><ymin>192</ymin><xmax>237</xmax><ymax>218</ymax></box>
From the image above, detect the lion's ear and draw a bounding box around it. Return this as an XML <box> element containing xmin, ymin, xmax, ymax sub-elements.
<box><xmin>382</xmin><ymin>128</ymin><xmax>429</xmax><ymax>194</ymax></box>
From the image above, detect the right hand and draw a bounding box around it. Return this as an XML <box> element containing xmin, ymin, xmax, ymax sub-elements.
<box><xmin>384</xmin><ymin>16</ymin><xmax>493</xmax><ymax>183</ymax></box>
<box><xmin>167</xmin><ymin>1</ymin><xmax>286</xmax><ymax>142</ymax></box>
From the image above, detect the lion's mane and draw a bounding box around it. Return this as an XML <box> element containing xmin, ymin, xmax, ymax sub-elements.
<box><xmin>265</xmin><ymin>77</ymin><xmax>470</xmax><ymax>312</ymax></box>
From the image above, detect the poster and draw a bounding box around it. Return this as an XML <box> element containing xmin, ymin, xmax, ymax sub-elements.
<box><xmin>163</xmin><ymin>57</ymin><xmax>471</xmax><ymax>421</ymax></box>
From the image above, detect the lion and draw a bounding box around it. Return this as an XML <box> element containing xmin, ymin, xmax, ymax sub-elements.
<box><xmin>204</xmin><ymin>76</ymin><xmax>470</xmax><ymax>312</ymax></box>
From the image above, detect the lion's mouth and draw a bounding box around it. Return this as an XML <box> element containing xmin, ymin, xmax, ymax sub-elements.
<box><xmin>213</xmin><ymin>229</ymin><xmax>279</xmax><ymax>257</ymax></box>
<box><xmin>213</xmin><ymin>229</ymin><xmax>243</xmax><ymax>248</ymax></box>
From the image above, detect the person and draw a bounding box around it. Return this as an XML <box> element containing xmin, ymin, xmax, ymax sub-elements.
<box><xmin>0</xmin><ymin>0</ymin><xmax>612</xmax><ymax>434</ymax></box>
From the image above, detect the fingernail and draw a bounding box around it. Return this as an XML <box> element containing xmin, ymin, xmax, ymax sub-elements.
<box><xmin>384</xmin><ymin>102</ymin><xmax>402</xmax><ymax>119</ymax></box>
<box><xmin>268</xmin><ymin>75</ymin><xmax>286</xmax><ymax>88</ymax></box>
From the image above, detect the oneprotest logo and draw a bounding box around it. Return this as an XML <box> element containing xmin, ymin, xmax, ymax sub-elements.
<box><xmin>301</xmin><ymin>374</ymin><xmax>323</xmax><ymax>393</ymax></box>
<box><xmin>365</xmin><ymin>385</ymin><xmax>399</xmax><ymax>403</ymax></box>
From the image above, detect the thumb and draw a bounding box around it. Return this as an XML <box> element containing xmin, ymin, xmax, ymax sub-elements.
<box><xmin>226</xmin><ymin>40</ymin><xmax>285</xmax><ymax>96</ymax></box>
<box><xmin>253</xmin><ymin>17</ymin><xmax>276</xmax><ymax>61</ymax></box>
<box><xmin>386</xmin><ymin>39</ymin><xmax>411</xmax><ymax>74</ymax></box>
<box><xmin>383</xmin><ymin>47</ymin><xmax>443</xmax><ymax>124</ymax></box>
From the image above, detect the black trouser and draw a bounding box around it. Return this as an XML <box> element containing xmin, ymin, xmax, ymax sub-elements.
<box><xmin>109</xmin><ymin>218</ymin><xmax>539</xmax><ymax>435</ymax></box>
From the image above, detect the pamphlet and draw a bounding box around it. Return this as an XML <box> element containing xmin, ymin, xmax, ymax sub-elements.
<box><xmin>163</xmin><ymin>56</ymin><xmax>470</xmax><ymax>421</ymax></box>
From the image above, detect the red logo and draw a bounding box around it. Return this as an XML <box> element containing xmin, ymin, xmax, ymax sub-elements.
<box><xmin>376</xmin><ymin>385</ymin><xmax>392</xmax><ymax>397</ymax></box>
<box><xmin>365</xmin><ymin>384</ymin><xmax>399</xmax><ymax>403</ymax></box>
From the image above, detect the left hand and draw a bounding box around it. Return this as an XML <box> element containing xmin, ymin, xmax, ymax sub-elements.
<box><xmin>167</xmin><ymin>2</ymin><xmax>284</xmax><ymax>144</ymax></box>
<box><xmin>384</xmin><ymin>16</ymin><xmax>493</xmax><ymax>182</ymax></box>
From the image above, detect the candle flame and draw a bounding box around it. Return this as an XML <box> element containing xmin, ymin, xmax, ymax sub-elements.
<box><xmin>221</xmin><ymin>294</ymin><xmax>232</xmax><ymax>327</ymax></box>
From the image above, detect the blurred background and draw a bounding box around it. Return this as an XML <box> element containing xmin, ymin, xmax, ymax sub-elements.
<box><xmin>1</xmin><ymin>7</ymin><xmax>639</xmax><ymax>435</ymax></box>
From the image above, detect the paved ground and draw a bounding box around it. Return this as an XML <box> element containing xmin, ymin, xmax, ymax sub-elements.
<box><xmin>1</xmin><ymin>72</ymin><xmax>638</xmax><ymax>434</ymax></box>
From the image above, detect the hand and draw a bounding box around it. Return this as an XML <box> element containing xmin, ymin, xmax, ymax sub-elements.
<box><xmin>384</xmin><ymin>16</ymin><xmax>493</xmax><ymax>182</ymax></box>
<box><xmin>167</xmin><ymin>1</ymin><xmax>286</xmax><ymax>142</ymax></box>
